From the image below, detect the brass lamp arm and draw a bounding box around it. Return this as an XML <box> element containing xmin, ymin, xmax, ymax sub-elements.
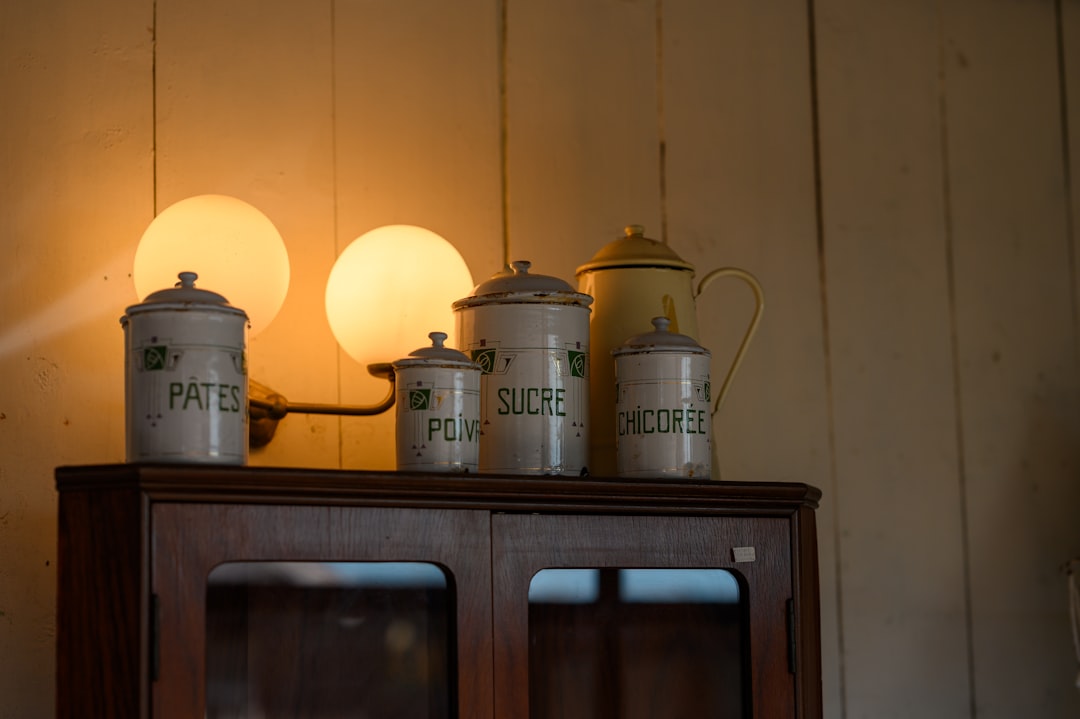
<box><xmin>248</xmin><ymin>363</ymin><xmax>396</xmax><ymax>447</ymax></box>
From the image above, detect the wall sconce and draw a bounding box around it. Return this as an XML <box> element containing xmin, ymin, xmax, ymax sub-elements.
<box><xmin>134</xmin><ymin>196</ymin><xmax>474</xmax><ymax>449</ymax></box>
<box><xmin>135</xmin><ymin>194</ymin><xmax>291</xmax><ymax>336</ymax></box>
<box><xmin>325</xmin><ymin>224</ymin><xmax>474</xmax><ymax>370</ymax></box>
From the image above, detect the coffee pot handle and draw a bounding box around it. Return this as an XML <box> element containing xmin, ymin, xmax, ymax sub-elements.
<box><xmin>695</xmin><ymin>267</ymin><xmax>764</xmax><ymax>417</ymax></box>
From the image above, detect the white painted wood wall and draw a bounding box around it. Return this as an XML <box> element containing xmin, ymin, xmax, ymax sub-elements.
<box><xmin>2</xmin><ymin>0</ymin><xmax>1079</xmax><ymax>716</ymax></box>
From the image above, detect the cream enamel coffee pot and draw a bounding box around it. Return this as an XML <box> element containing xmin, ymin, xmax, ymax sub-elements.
<box><xmin>576</xmin><ymin>224</ymin><xmax>764</xmax><ymax>476</ymax></box>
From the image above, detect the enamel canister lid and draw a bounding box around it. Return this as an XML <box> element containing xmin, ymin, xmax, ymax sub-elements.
<box><xmin>393</xmin><ymin>332</ymin><xmax>480</xmax><ymax>370</ymax></box>
<box><xmin>452</xmin><ymin>260</ymin><xmax>593</xmax><ymax>309</ymax></box>
<box><xmin>612</xmin><ymin>316</ymin><xmax>711</xmax><ymax>357</ymax></box>
<box><xmin>575</xmin><ymin>225</ymin><xmax>695</xmax><ymax>275</ymax></box>
<box><xmin>122</xmin><ymin>271</ymin><xmax>248</xmax><ymax>321</ymax></box>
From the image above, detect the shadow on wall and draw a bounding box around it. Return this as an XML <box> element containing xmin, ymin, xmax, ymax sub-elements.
<box><xmin>967</xmin><ymin>380</ymin><xmax>1080</xmax><ymax>710</ymax></box>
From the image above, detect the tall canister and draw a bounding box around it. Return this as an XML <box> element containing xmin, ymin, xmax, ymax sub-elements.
<box><xmin>392</xmin><ymin>331</ymin><xmax>482</xmax><ymax>473</ymax></box>
<box><xmin>613</xmin><ymin>317</ymin><xmax>711</xmax><ymax>478</ymax></box>
<box><xmin>453</xmin><ymin>260</ymin><xmax>593</xmax><ymax>475</ymax></box>
<box><xmin>120</xmin><ymin>271</ymin><xmax>249</xmax><ymax>464</ymax></box>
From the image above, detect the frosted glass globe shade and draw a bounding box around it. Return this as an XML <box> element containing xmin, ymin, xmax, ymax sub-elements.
<box><xmin>325</xmin><ymin>225</ymin><xmax>473</xmax><ymax>367</ymax></box>
<box><xmin>133</xmin><ymin>194</ymin><xmax>290</xmax><ymax>336</ymax></box>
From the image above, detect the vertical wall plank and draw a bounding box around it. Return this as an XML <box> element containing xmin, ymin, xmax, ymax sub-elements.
<box><xmin>1065</xmin><ymin>0</ymin><xmax>1080</xmax><ymax>558</ymax></box>
<box><xmin>664</xmin><ymin>1</ymin><xmax>825</xmax><ymax>484</ymax></box>
<box><xmin>661</xmin><ymin>1</ymin><xmax>841</xmax><ymax>714</ymax></box>
<box><xmin>1068</xmin><ymin>0</ymin><xmax>1080</xmax><ymax>354</ymax></box>
<box><xmin>334</xmin><ymin>0</ymin><xmax>504</xmax><ymax>469</ymax></box>
<box><xmin>0</xmin><ymin>1</ymin><xmax>153</xmax><ymax>715</ymax></box>
<box><xmin>815</xmin><ymin>1</ymin><xmax>971</xmax><ymax>716</ymax></box>
<box><xmin>943</xmin><ymin>0</ymin><xmax>1080</xmax><ymax>715</ymax></box>
<box><xmin>505</xmin><ymin>0</ymin><xmax>662</xmax><ymax>282</ymax></box>
<box><xmin>155</xmin><ymin>0</ymin><xmax>340</xmax><ymax>467</ymax></box>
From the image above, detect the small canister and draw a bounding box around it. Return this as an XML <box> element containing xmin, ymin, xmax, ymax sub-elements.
<box><xmin>613</xmin><ymin>317</ymin><xmax>711</xmax><ymax>478</ymax></box>
<box><xmin>453</xmin><ymin>260</ymin><xmax>593</xmax><ymax>475</ymax></box>
<box><xmin>120</xmin><ymin>271</ymin><xmax>249</xmax><ymax>464</ymax></box>
<box><xmin>392</xmin><ymin>332</ymin><xmax>482</xmax><ymax>473</ymax></box>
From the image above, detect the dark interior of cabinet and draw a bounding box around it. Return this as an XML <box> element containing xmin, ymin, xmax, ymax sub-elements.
<box><xmin>528</xmin><ymin>568</ymin><xmax>748</xmax><ymax>719</ymax></box>
<box><xmin>205</xmin><ymin>562</ymin><xmax>455</xmax><ymax>719</ymax></box>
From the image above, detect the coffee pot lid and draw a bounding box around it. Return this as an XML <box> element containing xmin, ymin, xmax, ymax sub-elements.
<box><xmin>613</xmin><ymin>316</ymin><xmax>710</xmax><ymax>356</ymax></box>
<box><xmin>576</xmin><ymin>225</ymin><xmax>694</xmax><ymax>275</ymax></box>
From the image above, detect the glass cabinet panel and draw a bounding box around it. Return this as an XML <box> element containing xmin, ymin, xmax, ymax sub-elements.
<box><xmin>527</xmin><ymin>568</ymin><xmax>746</xmax><ymax>719</ymax></box>
<box><xmin>205</xmin><ymin>561</ymin><xmax>455</xmax><ymax>719</ymax></box>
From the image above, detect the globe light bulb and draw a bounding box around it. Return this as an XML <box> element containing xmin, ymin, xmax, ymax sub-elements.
<box><xmin>133</xmin><ymin>194</ymin><xmax>290</xmax><ymax>336</ymax></box>
<box><xmin>325</xmin><ymin>225</ymin><xmax>473</xmax><ymax>368</ymax></box>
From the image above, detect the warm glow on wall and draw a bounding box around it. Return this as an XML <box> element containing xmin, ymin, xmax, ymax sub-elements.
<box><xmin>133</xmin><ymin>194</ymin><xmax>290</xmax><ymax>335</ymax></box>
<box><xmin>325</xmin><ymin>225</ymin><xmax>473</xmax><ymax>369</ymax></box>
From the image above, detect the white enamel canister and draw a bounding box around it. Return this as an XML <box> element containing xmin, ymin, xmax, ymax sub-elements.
<box><xmin>453</xmin><ymin>260</ymin><xmax>593</xmax><ymax>475</ymax></box>
<box><xmin>120</xmin><ymin>272</ymin><xmax>249</xmax><ymax>464</ymax></box>
<box><xmin>392</xmin><ymin>332</ymin><xmax>482</xmax><ymax>473</ymax></box>
<box><xmin>613</xmin><ymin>317</ymin><xmax>711</xmax><ymax>479</ymax></box>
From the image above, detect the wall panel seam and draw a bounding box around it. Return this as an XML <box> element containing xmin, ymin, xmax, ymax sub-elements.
<box><xmin>935</xmin><ymin>3</ymin><xmax>976</xmax><ymax>716</ymax></box>
<box><xmin>151</xmin><ymin>0</ymin><xmax>158</xmax><ymax>216</ymax></box>
<box><xmin>331</xmin><ymin>0</ymin><xmax>344</xmax><ymax>468</ymax></box>
<box><xmin>1054</xmin><ymin>0</ymin><xmax>1080</xmax><ymax>369</ymax></box>
<box><xmin>805</xmin><ymin>0</ymin><xmax>847</xmax><ymax>715</ymax></box>
<box><xmin>655</xmin><ymin>0</ymin><xmax>668</xmax><ymax>245</ymax></box>
<box><xmin>498</xmin><ymin>0</ymin><xmax>510</xmax><ymax>265</ymax></box>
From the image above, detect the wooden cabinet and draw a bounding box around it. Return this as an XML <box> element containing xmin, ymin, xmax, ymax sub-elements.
<box><xmin>56</xmin><ymin>464</ymin><xmax>822</xmax><ymax>718</ymax></box>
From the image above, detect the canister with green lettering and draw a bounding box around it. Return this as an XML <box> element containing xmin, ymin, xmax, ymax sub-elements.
<box><xmin>392</xmin><ymin>331</ymin><xmax>482</xmax><ymax>473</ymax></box>
<box><xmin>613</xmin><ymin>316</ymin><xmax>711</xmax><ymax>478</ymax></box>
<box><xmin>120</xmin><ymin>271</ymin><xmax>249</xmax><ymax>464</ymax></box>
<box><xmin>453</xmin><ymin>260</ymin><xmax>593</xmax><ymax>475</ymax></box>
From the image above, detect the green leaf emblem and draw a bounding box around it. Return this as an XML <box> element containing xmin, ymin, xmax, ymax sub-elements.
<box><xmin>472</xmin><ymin>349</ymin><xmax>497</xmax><ymax>374</ymax></box>
<box><xmin>143</xmin><ymin>346</ymin><xmax>167</xmax><ymax>371</ymax></box>
<box><xmin>568</xmin><ymin>350</ymin><xmax>586</xmax><ymax>378</ymax></box>
<box><xmin>409</xmin><ymin>389</ymin><xmax>431</xmax><ymax>410</ymax></box>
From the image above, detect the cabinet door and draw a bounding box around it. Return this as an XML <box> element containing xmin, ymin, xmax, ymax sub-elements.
<box><xmin>151</xmin><ymin>503</ymin><xmax>493</xmax><ymax>719</ymax></box>
<box><xmin>492</xmin><ymin>513</ymin><xmax>795</xmax><ymax>719</ymax></box>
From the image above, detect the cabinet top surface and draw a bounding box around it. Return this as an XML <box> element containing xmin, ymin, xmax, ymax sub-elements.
<box><xmin>56</xmin><ymin>464</ymin><xmax>820</xmax><ymax>514</ymax></box>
